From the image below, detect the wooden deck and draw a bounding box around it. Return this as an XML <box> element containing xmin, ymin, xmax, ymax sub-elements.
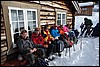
<box><xmin>1</xmin><ymin>58</ymin><xmax>28</xmax><ymax>66</ymax></box>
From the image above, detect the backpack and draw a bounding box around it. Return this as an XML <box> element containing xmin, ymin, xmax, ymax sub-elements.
<box><xmin>35</xmin><ymin>58</ymin><xmax>48</xmax><ymax>66</ymax></box>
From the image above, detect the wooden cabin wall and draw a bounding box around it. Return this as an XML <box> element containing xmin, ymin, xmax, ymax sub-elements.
<box><xmin>1</xmin><ymin>1</ymin><xmax>75</xmax><ymax>57</ymax></box>
<box><xmin>1</xmin><ymin>5</ymin><xmax>8</xmax><ymax>65</ymax></box>
<box><xmin>31</xmin><ymin>1</ymin><xmax>73</xmax><ymax>27</ymax></box>
<box><xmin>1</xmin><ymin>1</ymin><xmax>41</xmax><ymax>55</ymax></box>
<box><xmin>75</xmin><ymin>6</ymin><xmax>94</xmax><ymax>16</ymax></box>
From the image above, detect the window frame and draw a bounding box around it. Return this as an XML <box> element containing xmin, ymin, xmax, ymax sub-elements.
<box><xmin>8</xmin><ymin>7</ymin><xmax>38</xmax><ymax>48</ymax></box>
<box><xmin>57</xmin><ymin>12</ymin><xmax>66</xmax><ymax>25</ymax></box>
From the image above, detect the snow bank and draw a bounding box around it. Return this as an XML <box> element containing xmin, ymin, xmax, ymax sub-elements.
<box><xmin>79</xmin><ymin>2</ymin><xmax>94</xmax><ymax>7</ymax></box>
<box><xmin>48</xmin><ymin>37</ymin><xmax>99</xmax><ymax>66</ymax></box>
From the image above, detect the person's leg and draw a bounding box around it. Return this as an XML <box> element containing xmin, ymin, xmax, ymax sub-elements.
<box><xmin>60</xmin><ymin>35</ymin><xmax>70</xmax><ymax>47</ymax></box>
<box><xmin>85</xmin><ymin>26</ymin><xmax>90</xmax><ymax>37</ymax></box>
<box><xmin>52</xmin><ymin>39</ymin><xmax>58</xmax><ymax>53</ymax></box>
<box><xmin>88</xmin><ymin>27</ymin><xmax>91</xmax><ymax>36</ymax></box>
<box><xmin>35</xmin><ymin>48</ymin><xmax>46</xmax><ymax>59</ymax></box>
<box><xmin>25</xmin><ymin>54</ymin><xmax>35</xmax><ymax>66</ymax></box>
<box><xmin>80</xmin><ymin>26</ymin><xmax>87</xmax><ymax>36</ymax></box>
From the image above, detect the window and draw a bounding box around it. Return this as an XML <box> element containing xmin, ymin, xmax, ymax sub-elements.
<box><xmin>8</xmin><ymin>7</ymin><xmax>38</xmax><ymax>48</ymax></box>
<box><xmin>82</xmin><ymin>8</ymin><xmax>87</xmax><ymax>11</ymax></box>
<box><xmin>57</xmin><ymin>12</ymin><xmax>66</xmax><ymax>25</ymax></box>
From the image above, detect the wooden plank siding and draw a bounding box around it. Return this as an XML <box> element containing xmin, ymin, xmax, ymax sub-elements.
<box><xmin>1</xmin><ymin>1</ymin><xmax>41</xmax><ymax>55</ymax></box>
<box><xmin>1</xmin><ymin>5</ymin><xmax>8</xmax><ymax>65</ymax></box>
<box><xmin>75</xmin><ymin>6</ymin><xmax>94</xmax><ymax>16</ymax></box>
<box><xmin>1</xmin><ymin>1</ymin><xmax>79</xmax><ymax>64</ymax></box>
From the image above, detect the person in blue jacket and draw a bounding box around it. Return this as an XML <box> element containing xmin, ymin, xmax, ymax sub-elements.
<box><xmin>51</xmin><ymin>25</ymin><xmax>60</xmax><ymax>39</ymax></box>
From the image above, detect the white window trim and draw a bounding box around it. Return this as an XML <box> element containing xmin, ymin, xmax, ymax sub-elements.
<box><xmin>8</xmin><ymin>7</ymin><xmax>38</xmax><ymax>48</ymax></box>
<box><xmin>57</xmin><ymin>12</ymin><xmax>66</xmax><ymax>25</ymax></box>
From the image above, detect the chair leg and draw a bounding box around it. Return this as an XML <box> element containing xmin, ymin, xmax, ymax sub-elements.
<box><xmin>73</xmin><ymin>44</ymin><xmax>75</xmax><ymax>51</ymax></box>
<box><xmin>69</xmin><ymin>47</ymin><xmax>70</xmax><ymax>57</ymax></box>
<box><xmin>65</xmin><ymin>48</ymin><xmax>67</xmax><ymax>56</ymax></box>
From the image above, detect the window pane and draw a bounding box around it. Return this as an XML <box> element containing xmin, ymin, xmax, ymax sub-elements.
<box><xmin>62</xmin><ymin>14</ymin><xmax>65</xmax><ymax>19</ymax></box>
<box><xmin>62</xmin><ymin>20</ymin><xmax>66</xmax><ymax>25</ymax></box>
<box><xmin>27</xmin><ymin>11</ymin><xmax>31</xmax><ymax>20</ymax></box>
<box><xmin>28</xmin><ymin>21</ymin><xmax>36</xmax><ymax>31</ymax></box>
<box><xmin>57</xmin><ymin>20</ymin><xmax>61</xmax><ymax>25</ymax></box>
<box><xmin>14</xmin><ymin>33</ymin><xmax>19</xmax><ymax>44</ymax></box>
<box><xmin>18</xmin><ymin>10</ymin><xmax>24</xmax><ymax>21</ymax></box>
<box><xmin>19</xmin><ymin>22</ymin><xmax>24</xmax><ymax>31</ymax></box>
<box><xmin>33</xmin><ymin>21</ymin><xmax>36</xmax><ymax>29</ymax></box>
<box><xmin>28</xmin><ymin>22</ymin><xmax>33</xmax><ymax>30</ymax></box>
<box><xmin>33</xmin><ymin>25</ymin><xmax>36</xmax><ymax>28</ymax></box>
<box><xmin>32</xmin><ymin>11</ymin><xmax>36</xmax><ymax>20</ymax></box>
<box><xmin>12</xmin><ymin>22</ymin><xmax>18</xmax><ymax>33</ymax></box>
<box><xmin>11</xmin><ymin>10</ymin><xmax>18</xmax><ymax>21</ymax></box>
<box><xmin>57</xmin><ymin>14</ymin><xmax>61</xmax><ymax>19</ymax></box>
<box><xmin>28</xmin><ymin>21</ymin><xmax>33</xmax><ymax>31</ymax></box>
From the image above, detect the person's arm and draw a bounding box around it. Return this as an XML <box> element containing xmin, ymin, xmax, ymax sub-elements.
<box><xmin>17</xmin><ymin>39</ymin><xmax>30</xmax><ymax>54</ymax></box>
<box><xmin>56</xmin><ymin>30</ymin><xmax>60</xmax><ymax>36</ymax></box>
<box><xmin>38</xmin><ymin>34</ymin><xmax>44</xmax><ymax>45</ymax></box>
<box><xmin>63</xmin><ymin>27</ymin><xmax>67</xmax><ymax>32</ymax></box>
<box><xmin>51</xmin><ymin>30</ymin><xmax>56</xmax><ymax>38</ymax></box>
<box><xmin>32</xmin><ymin>34</ymin><xmax>37</xmax><ymax>44</ymax></box>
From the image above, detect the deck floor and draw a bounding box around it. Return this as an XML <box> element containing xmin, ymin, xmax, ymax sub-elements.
<box><xmin>1</xmin><ymin>58</ymin><xmax>28</xmax><ymax>66</ymax></box>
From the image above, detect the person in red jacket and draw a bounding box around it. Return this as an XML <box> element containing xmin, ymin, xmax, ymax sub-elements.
<box><xmin>32</xmin><ymin>28</ymin><xmax>44</xmax><ymax>46</ymax></box>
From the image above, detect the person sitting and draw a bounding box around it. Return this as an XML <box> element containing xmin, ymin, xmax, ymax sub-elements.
<box><xmin>51</xmin><ymin>25</ymin><xmax>64</xmax><ymax>56</ymax></box>
<box><xmin>32</xmin><ymin>28</ymin><xmax>44</xmax><ymax>47</ymax></box>
<box><xmin>51</xmin><ymin>25</ymin><xmax>60</xmax><ymax>39</ymax></box>
<box><xmin>63</xmin><ymin>24</ymin><xmax>70</xmax><ymax>35</ymax></box>
<box><xmin>57</xmin><ymin>25</ymin><xmax>71</xmax><ymax>47</ymax></box>
<box><xmin>16</xmin><ymin>30</ymin><xmax>44</xmax><ymax>66</ymax></box>
<box><xmin>31</xmin><ymin>28</ymin><xmax>46</xmax><ymax>59</ymax></box>
<box><xmin>43</xmin><ymin>26</ymin><xmax>55</xmax><ymax>59</ymax></box>
<box><xmin>58</xmin><ymin>25</ymin><xmax>65</xmax><ymax>35</ymax></box>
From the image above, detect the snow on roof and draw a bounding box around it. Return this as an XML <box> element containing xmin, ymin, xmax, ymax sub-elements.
<box><xmin>93</xmin><ymin>5</ymin><xmax>99</xmax><ymax>9</ymax></box>
<box><xmin>79</xmin><ymin>2</ymin><xmax>94</xmax><ymax>7</ymax></box>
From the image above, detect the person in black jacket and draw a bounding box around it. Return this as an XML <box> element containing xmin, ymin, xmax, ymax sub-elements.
<box><xmin>92</xmin><ymin>23</ymin><xmax>99</xmax><ymax>37</ymax></box>
<box><xmin>17</xmin><ymin>30</ymin><xmax>45</xmax><ymax>66</ymax></box>
<box><xmin>80</xmin><ymin>18</ymin><xmax>93</xmax><ymax>37</ymax></box>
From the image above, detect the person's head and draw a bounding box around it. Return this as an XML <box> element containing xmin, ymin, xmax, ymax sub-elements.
<box><xmin>60</xmin><ymin>25</ymin><xmax>63</xmax><ymax>28</ymax></box>
<box><xmin>41</xmin><ymin>26</ymin><xmax>45</xmax><ymax>31</ymax></box>
<box><xmin>54</xmin><ymin>25</ymin><xmax>57</xmax><ymax>29</ymax></box>
<box><xmin>84</xmin><ymin>18</ymin><xmax>88</xmax><ymax>21</ymax></box>
<box><xmin>20</xmin><ymin>30</ymin><xmax>28</xmax><ymax>39</ymax></box>
<box><xmin>45</xmin><ymin>27</ymin><xmax>49</xmax><ymax>32</ymax></box>
<box><xmin>35</xmin><ymin>28</ymin><xmax>40</xmax><ymax>35</ymax></box>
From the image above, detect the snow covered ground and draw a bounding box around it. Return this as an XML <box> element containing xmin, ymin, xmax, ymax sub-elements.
<box><xmin>48</xmin><ymin>37</ymin><xmax>99</xmax><ymax>66</ymax></box>
<box><xmin>48</xmin><ymin>5</ymin><xmax>99</xmax><ymax>66</ymax></box>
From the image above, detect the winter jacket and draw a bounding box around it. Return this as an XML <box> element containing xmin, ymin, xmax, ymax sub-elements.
<box><xmin>32</xmin><ymin>32</ymin><xmax>44</xmax><ymax>46</ymax></box>
<box><xmin>17</xmin><ymin>36</ymin><xmax>37</xmax><ymax>55</ymax></box>
<box><xmin>63</xmin><ymin>26</ymin><xmax>69</xmax><ymax>32</ymax></box>
<box><xmin>59</xmin><ymin>29</ymin><xmax>65</xmax><ymax>35</ymax></box>
<box><xmin>51</xmin><ymin>29</ymin><xmax>60</xmax><ymax>38</ymax></box>
<box><xmin>43</xmin><ymin>31</ymin><xmax>54</xmax><ymax>42</ymax></box>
